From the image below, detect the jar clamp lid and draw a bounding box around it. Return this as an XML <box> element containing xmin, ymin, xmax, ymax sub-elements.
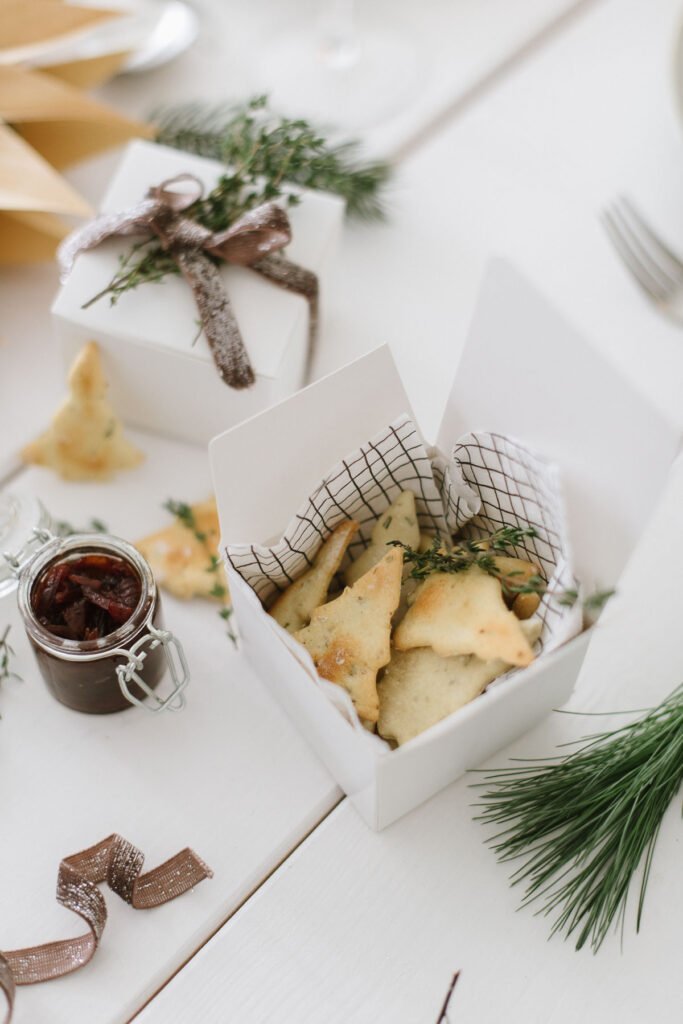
<box><xmin>0</xmin><ymin>493</ymin><xmax>189</xmax><ymax>713</ymax></box>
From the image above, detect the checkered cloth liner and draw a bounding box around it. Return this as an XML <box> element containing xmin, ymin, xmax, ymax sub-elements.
<box><xmin>226</xmin><ymin>414</ymin><xmax>580</xmax><ymax>657</ymax></box>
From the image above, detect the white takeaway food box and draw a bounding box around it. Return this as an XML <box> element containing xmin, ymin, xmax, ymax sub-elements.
<box><xmin>52</xmin><ymin>140</ymin><xmax>345</xmax><ymax>444</ymax></box>
<box><xmin>209</xmin><ymin>260</ymin><xmax>680</xmax><ymax>830</ymax></box>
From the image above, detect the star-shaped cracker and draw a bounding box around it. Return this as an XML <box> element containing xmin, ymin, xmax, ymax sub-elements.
<box><xmin>295</xmin><ymin>547</ymin><xmax>403</xmax><ymax>722</ymax></box>
<box><xmin>393</xmin><ymin>565</ymin><xmax>535</xmax><ymax>666</ymax></box>
<box><xmin>21</xmin><ymin>340</ymin><xmax>143</xmax><ymax>480</ymax></box>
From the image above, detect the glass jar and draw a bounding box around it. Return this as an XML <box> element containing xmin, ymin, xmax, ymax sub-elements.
<box><xmin>1</xmin><ymin>496</ymin><xmax>189</xmax><ymax>715</ymax></box>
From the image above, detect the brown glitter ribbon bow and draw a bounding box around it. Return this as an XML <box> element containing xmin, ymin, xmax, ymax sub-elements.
<box><xmin>0</xmin><ymin>834</ymin><xmax>212</xmax><ymax>1024</ymax></box>
<box><xmin>58</xmin><ymin>175</ymin><xmax>319</xmax><ymax>390</ymax></box>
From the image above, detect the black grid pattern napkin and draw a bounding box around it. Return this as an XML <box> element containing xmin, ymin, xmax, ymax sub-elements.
<box><xmin>226</xmin><ymin>414</ymin><xmax>581</xmax><ymax>658</ymax></box>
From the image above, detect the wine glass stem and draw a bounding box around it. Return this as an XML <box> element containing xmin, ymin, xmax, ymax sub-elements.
<box><xmin>319</xmin><ymin>0</ymin><xmax>360</xmax><ymax>69</ymax></box>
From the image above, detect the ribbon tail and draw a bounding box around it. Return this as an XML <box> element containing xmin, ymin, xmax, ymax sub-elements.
<box><xmin>0</xmin><ymin>835</ymin><xmax>211</xmax><ymax>1023</ymax></box>
<box><xmin>57</xmin><ymin>198</ymin><xmax>160</xmax><ymax>281</ymax></box>
<box><xmin>252</xmin><ymin>254</ymin><xmax>319</xmax><ymax>383</ymax></box>
<box><xmin>0</xmin><ymin>957</ymin><xmax>14</xmax><ymax>1024</ymax></box>
<box><xmin>174</xmin><ymin>249</ymin><xmax>256</xmax><ymax>390</ymax></box>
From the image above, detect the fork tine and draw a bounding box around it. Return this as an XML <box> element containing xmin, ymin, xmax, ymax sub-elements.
<box><xmin>606</xmin><ymin>202</ymin><xmax>679</xmax><ymax>293</ymax></box>
<box><xmin>602</xmin><ymin>209</ymin><xmax>670</xmax><ymax>302</ymax></box>
<box><xmin>617</xmin><ymin>196</ymin><xmax>683</xmax><ymax>278</ymax></box>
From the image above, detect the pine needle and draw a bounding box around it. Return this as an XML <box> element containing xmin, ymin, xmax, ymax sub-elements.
<box><xmin>152</xmin><ymin>95</ymin><xmax>390</xmax><ymax>221</ymax></box>
<box><xmin>473</xmin><ymin>685</ymin><xmax>683</xmax><ymax>951</ymax></box>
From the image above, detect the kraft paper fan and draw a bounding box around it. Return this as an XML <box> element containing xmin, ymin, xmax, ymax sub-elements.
<box><xmin>0</xmin><ymin>0</ymin><xmax>151</xmax><ymax>263</ymax></box>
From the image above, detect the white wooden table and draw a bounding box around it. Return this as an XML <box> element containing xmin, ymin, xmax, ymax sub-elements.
<box><xmin>2</xmin><ymin>1</ymin><xmax>683</xmax><ymax>1021</ymax></box>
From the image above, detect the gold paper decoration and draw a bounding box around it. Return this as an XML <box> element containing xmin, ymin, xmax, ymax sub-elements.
<box><xmin>0</xmin><ymin>0</ymin><xmax>152</xmax><ymax>264</ymax></box>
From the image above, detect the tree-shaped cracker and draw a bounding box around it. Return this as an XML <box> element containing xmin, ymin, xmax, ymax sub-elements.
<box><xmin>22</xmin><ymin>341</ymin><xmax>143</xmax><ymax>480</ymax></box>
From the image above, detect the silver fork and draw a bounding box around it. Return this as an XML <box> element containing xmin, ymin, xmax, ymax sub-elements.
<box><xmin>602</xmin><ymin>197</ymin><xmax>683</xmax><ymax>322</ymax></box>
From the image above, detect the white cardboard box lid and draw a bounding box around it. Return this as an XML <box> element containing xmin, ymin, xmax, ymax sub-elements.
<box><xmin>437</xmin><ymin>260</ymin><xmax>681</xmax><ymax>585</ymax></box>
<box><xmin>52</xmin><ymin>140</ymin><xmax>345</xmax><ymax>380</ymax></box>
<box><xmin>212</xmin><ymin>259</ymin><xmax>681</xmax><ymax>587</ymax></box>
<box><xmin>210</xmin><ymin>346</ymin><xmax>415</xmax><ymax>545</ymax></box>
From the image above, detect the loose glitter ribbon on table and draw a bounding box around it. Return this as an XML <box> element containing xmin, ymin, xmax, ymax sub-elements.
<box><xmin>58</xmin><ymin>175</ymin><xmax>319</xmax><ymax>390</ymax></box>
<box><xmin>0</xmin><ymin>834</ymin><xmax>212</xmax><ymax>1024</ymax></box>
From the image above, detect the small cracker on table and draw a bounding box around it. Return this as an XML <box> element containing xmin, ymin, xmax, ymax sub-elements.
<box><xmin>295</xmin><ymin>547</ymin><xmax>403</xmax><ymax>723</ymax></box>
<box><xmin>136</xmin><ymin>498</ymin><xmax>227</xmax><ymax>601</ymax></box>
<box><xmin>21</xmin><ymin>340</ymin><xmax>143</xmax><ymax>481</ymax></box>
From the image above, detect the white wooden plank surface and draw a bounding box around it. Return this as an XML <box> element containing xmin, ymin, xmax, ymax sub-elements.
<box><xmin>99</xmin><ymin>0</ymin><xmax>594</xmax><ymax>160</ymax></box>
<box><xmin>133</xmin><ymin>451</ymin><xmax>683</xmax><ymax>1024</ymax></box>
<box><xmin>0</xmin><ymin>435</ymin><xmax>340</xmax><ymax>1024</ymax></box>
<box><xmin>2</xmin><ymin>0</ymin><xmax>683</xmax><ymax>1020</ymax></box>
<box><xmin>135</xmin><ymin>0</ymin><xmax>683</xmax><ymax>1019</ymax></box>
<box><xmin>316</xmin><ymin>0</ymin><xmax>683</xmax><ymax>441</ymax></box>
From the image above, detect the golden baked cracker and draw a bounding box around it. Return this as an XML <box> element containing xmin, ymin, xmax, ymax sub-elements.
<box><xmin>344</xmin><ymin>490</ymin><xmax>419</xmax><ymax>586</ymax></box>
<box><xmin>295</xmin><ymin>547</ymin><xmax>403</xmax><ymax>722</ymax></box>
<box><xmin>393</xmin><ymin>565</ymin><xmax>535</xmax><ymax>666</ymax></box>
<box><xmin>21</xmin><ymin>341</ymin><xmax>143</xmax><ymax>481</ymax></box>
<box><xmin>270</xmin><ymin>519</ymin><xmax>359</xmax><ymax>633</ymax></box>
<box><xmin>136</xmin><ymin>498</ymin><xmax>227</xmax><ymax>601</ymax></box>
<box><xmin>378</xmin><ymin>619</ymin><xmax>542</xmax><ymax>745</ymax></box>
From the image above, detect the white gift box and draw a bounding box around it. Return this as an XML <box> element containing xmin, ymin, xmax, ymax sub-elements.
<box><xmin>209</xmin><ymin>260</ymin><xmax>680</xmax><ymax>830</ymax></box>
<box><xmin>52</xmin><ymin>140</ymin><xmax>345</xmax><ymax>444</ymax></box>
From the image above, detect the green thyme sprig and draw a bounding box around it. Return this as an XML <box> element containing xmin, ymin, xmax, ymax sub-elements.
<box><xmin>55</xmin><ymin>517</ymin><xmax>108</xmax><ymax>537</ymax></box>
<box><xmin>0</xmin><ymin>626</ymin><xmax>20</xmax><ymax>687</ymax></box>
<box><xmin>559</xmin><ymin>587</ymin><xmax>616</xmax><ymax>612</ymax></box>
<box><xmin>390</xmin><ymin>527</ymin><xmax>539</xmax><ymax>583</ymax></box>
<box><xmin>219</xmin><ymin>606</ymin><xmax>238</xmax><ymax>649</ymax></box>
<box><xmin>393</xmin><ymin>532</ymin><xmax>614</xmax><ymax>615</ymax></box>
<box><xmin>473</xmin><ymin>685</ymin><xmax>683</xmax><ymax>952</ymax></box>
<box><xmin>88</xmin><ymin>96</ymin><xmax>390</xmax><ymax>309</ymax></box>
<box><xmin>164</xmin><ymin>498</ymin><xmax>230</xmax><ymax>610</ymax></box>
<box><xmin>164</xmin><ymin>499</ymin><xmax>208</xmax><ymax>542</ymax></box>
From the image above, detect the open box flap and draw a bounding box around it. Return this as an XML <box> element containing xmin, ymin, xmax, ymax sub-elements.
<box><xmin>437</xmin><ymin>259</ymin><xmax>681</xmax><ymax>585</ymax></box>
<box><xmin>210</xmin><ymin>346</ymin><xmax>415</xmax><ymax>544</ymax></box>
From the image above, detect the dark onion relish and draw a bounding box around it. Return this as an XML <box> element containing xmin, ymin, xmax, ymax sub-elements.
<box><xmin>32</xmin><ymin>553</ymin><xmax>141</xmax><ymax>641</ymax></box>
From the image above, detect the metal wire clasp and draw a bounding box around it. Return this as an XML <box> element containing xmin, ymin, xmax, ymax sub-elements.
<box><xmin>114</xmin><ymin>625</ymin><xmax>189</xmax><ymax>713</ymax></box>
<box><xmin>1</xmin><ymin>525</ymin><xmax>55</xmax><ymax>579</ymax></box>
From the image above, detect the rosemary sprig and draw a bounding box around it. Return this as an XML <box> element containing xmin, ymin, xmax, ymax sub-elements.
<box><xmin>89</xmin><ymin>96</ymin><xmax>390</xmax><ymax>308</ymax></box>
<box><xmin>473</xmin><ymin>685</ymin><xmax>683</xmax><ymax>951</ymax></box>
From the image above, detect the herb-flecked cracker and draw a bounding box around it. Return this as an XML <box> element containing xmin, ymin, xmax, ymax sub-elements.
<box><xmin>270</xmin><ymin>519</ymin><xmax>359</xmax><ymax>633</ymax></box>
<box><xmin>21</xmin><ymin>341</ymin><xmax>143</xmax><ymax>481</ymax></box>
<box><xmin>344</xmin><ymin>490</ymin><xmax>419</xmax><ymax>586</ymax></box>
<box><xmin>393</xmin><ymin>565</ymin><xmax>535</xmax><ymax>666</ymax></box>
<box><xmin>136</xmin><ymin>498</ymin><xmax>226</xmax><ymax>601</ymax></box>
<box><xmin>378</xmin><ymin>619</ymin><xmax>542</xmax><ymax>745</ymax></box>
<box><xmin>295</xmin><ymin>547</ymin><xmax>403</xmax><ymax>722</ymax></box>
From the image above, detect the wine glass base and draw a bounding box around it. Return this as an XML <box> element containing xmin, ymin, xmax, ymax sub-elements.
<box><xmin>257</xmin><ymin>27</ymin><xmax>419</xmax><ymax>132</ymax></box>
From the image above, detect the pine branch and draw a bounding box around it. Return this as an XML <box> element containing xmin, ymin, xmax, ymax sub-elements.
<box><xmin>152</xmin><ymin>95</ymin><xmax>390</xmax><ymax>221</ymax></box>
<box><xmin>473</xmin><ymin>685</ymin><xmax>683</xmax><ymax>951</ymax></box>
